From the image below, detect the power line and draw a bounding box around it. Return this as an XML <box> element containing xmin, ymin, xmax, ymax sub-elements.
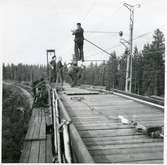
<box><xmin>84</xmin><ymin>60</ymin><xmax>107</xmax><ymax>62</ymax></box>
<box><xmin>110</xmin><ymin>4</ymin><xmax>123</xmax><ymax>18</ymax></box>
<box><xmin>82</xmin><ymin>2</ymin><xmax>123</xmax><ymax>27</ymax></box>
<box><xmin>106</xmin><ymin>31</ymin><xmax>154</xmax><ymax>51</ymax></box>
<box><xmin>81</xmin><ymin>0</ymin><xmax>96</xmax><ymax>23</ymax></box>
<box><xmin>85</xmin><ymin>31</ymin><xmax>119</xmax><ymax>34</ymax></box>
<box><xmin>133</xmin><ymin>32</ymin><xmax>152</xmax><ymax>41</ymax></box>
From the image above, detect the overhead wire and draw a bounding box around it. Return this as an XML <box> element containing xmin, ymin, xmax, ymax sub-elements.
<box><xmin>105</xmin><ymin>31</ymin><xmax>154</xmax><ymax>51</ymax></box>
<box><xmin>81</xmin><ymin>0</ymin><xmax>96</xmax><ymax>23</ymax></box>
<box><xmin>85</xmin><ymin>31</ymin><xmax>120</xmax><ymax>34</ymax></box>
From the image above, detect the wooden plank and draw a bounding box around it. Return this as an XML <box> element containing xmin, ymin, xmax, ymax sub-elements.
<box><xmin>69</xmin><ymin>111</ymin><xmax>160</xmax><ymax>117</ymax></box>
<box><xmin>94</xmin><ymin>108</ymin><xmax>162</xmax><ymax>115</ymax></box>
<box><xmin>84</xmin><ymin>137</ymin><xmax>163</xmax><ymax>146</ymax></box>
<box><xmin>83</xmin><ymin>134</ymin><xmax>146</xmax><ymax>142</ymax></box>
<box><xmin>19</xmin><ymin>141</ymin><xmax>31</xmax><ymax>163</ymax></box>
<box><xmin>90</xmin><ymin>145</ymin><xmax>163</xmax><ymax>156</ymax></box>
<box><xmin>25</xmin><ymin>109</ymin><xmax>39</xmax><ymax>140</ymax></box>
<box><xmin>72</xmin><ymin>120</ymin><xmax>115</xmax><ymax>125</ymax></box>
<box><xmin>38</xmin><ymin>140</ymin><xmax>46</xmax><ymax>163</ymax></box>
<box><xmin>123</xmin><ymin>159</ymin><xmax>163</xmax><ymax>164</ymax></box>
<box><xmin>73</xmin><ymin>119</ymin><xmax>164</xmax><ymax>127</ymax></box>
<box><xmin>79</xmin><ymin>128</ymin><xmax>138</xmax><ymax>138</ymax></box>
<box><xmin>28</xmin><ymin>141</ymin><xmax>40</xmax><ymax>163</ymax></box>
<box><xmin>76</xmin><ymin>121</ymin><xmax>164</xmax><ymax>131</ymax></box>
<box><xmin>88</xmin><ymin>142</ymin><xmax>163</xmax><ymax>150</ymax></box>
<box><xmin>38</xmin><ymin>108</ymin><xmax>42</xmax><ymax>123</ymax></box>
<box><xmin>32</xmin><ymin>109</ymin><xmax>41</xmax><ymax>140</ymax></box>
<box><xmin>69</xmin><ymin>108</ymin><xmax>162</xmax><ymax>117</ymax></box>
<box><xmin>126</xmin><ymin>114</ymin><xmax>164</xmax><ymax>119</ymax></box>
<box><xmin>72</xmin><ymin>117</ymin><xmax>108</xmax><ymax>122</ymax></box>
<box><xmin>83</xmin><ymin>134</ymin><xmax>163</xmax><ymax>143</ymax></box>
<box><xmin>25</xmin><ymin>121</ymin><xmax>36</xmax><ymax>140</ymax></box>
<box><xmin>25</xmin><ymin>110</ymin><xmax>36</xmax><ymax>140</ymax></box>
<box><xmin>46</xmin><ymin>134</ymin><xmax>53</xmax><ymax>163</ymax></box>
<box><xmin>39</xmin><ymin>109</ymin><xmax>46</xmax><ymax>139</ymax></box>
<box><xmin>76</xmin><ymin>124</ymin><xmax>130</xmax><ymax>131</ymax></box>
<box><xmin>70</xmin><ymin>113</ymin><xmax>101</xmax><ymax>117</ymax></box>
<box><xmin>93</xmin><ymin>151</ymin><xmax>163</xmax><ymax>163</ymax></box>
<box><xmin>72</xmin><ymin>116</ymin><xmax>105</xmax><ymax>119</ymax></box>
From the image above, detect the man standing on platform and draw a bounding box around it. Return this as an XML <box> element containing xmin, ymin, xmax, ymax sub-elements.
<box><xmin>72</xmin><ymin>23</ymin><xmax>84</xmax><ymax>62</ymax></box>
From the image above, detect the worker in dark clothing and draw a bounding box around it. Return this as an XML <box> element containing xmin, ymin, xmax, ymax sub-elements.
<box><xmin>72</xmin><ymin>23</ymin><xmax>84</xmax><ymax>62</ymax></box>
<box><xmin>32</xmin><ymin>78</ymin><xmax>46</xmax><ymax>106</ymax></box>
<box><xmin>32</xmin><ymin>79</ymin><xmax>40</xmax><ymax>97</ymax></box>
<box><xmin>68</xmin><ymin>62</ymin><xmax>83</xmax><ymax>87</ymax></box>
<box><xmin>50</xmin><ymin>55</ymin><xmax>57</xmax><ymax>82</ymax></box>
<box><xmin>56</xmin><ymin>57</ymin><xmax>64</xmax><ymax>88</ymax></box>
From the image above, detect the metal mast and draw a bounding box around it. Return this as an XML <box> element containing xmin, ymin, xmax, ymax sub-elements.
<box><xmin>121</xmin><ymin>3</ymin><xmax>140</xmax><ymax>92</ymax></box>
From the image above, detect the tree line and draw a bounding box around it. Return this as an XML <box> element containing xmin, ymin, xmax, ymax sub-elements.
<box><xmin>3</xmin><ymin>29</ymin><xmax>165</xmax><ymax>96</ymax></box>
<box><xmin>3</xmin><ymin>64</ymin><xmax>47</xmax><ymax>82</ymax></box>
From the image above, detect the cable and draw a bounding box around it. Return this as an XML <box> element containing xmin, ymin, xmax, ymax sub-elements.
<box><xmin>82</xmin><ymin>2</ymin><xmax>123</xmax><ymax>29</ymax></box>
<box><xmin>81</xmin><ymin>0</ymin><xmax>96</xmax><ymax>23</ymax></box>
<box><xmin>85</xmin><ymin>31</ymin><xmax>119</xmax><ymax>34</ymax></box>
<box><xmin>84</xmin><ymin>38</ymin><xmax>113</xmax><ymax>56</ymax></box>
<box><xmin>110</xmin><ymin>4</ymin><xmax>123</xmax><ymax>17</ymax></box>
<box><xmin>133</xmin><ymin>32</ymin><xmax>152</xmax><ymax>41</ymax></box>
<box><xmin>84</xmin><ymin>60</ymin><xmax>107</xmax><ymax>62</ymax></box>
<box><xmin>106</xmin><ymin>31</ymin><xmax>154</xmax><ymax>51</ymax></box>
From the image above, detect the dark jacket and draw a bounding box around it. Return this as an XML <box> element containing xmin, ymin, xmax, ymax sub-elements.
<box><xmin>73</xmin><ymin>27</ymin><xmax>84</xmax><ymax>42</ymax></box>
<box><xmin>50</xmin><ymin>60</ymin><xmax>56</xmax><ymax>70</ymax></box>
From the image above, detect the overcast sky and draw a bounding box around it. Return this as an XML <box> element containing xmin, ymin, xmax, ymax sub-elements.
<box><xmin>1</xmin><ymin>0</ymin><xmax>166</xmax><ymax>65</ymax></box>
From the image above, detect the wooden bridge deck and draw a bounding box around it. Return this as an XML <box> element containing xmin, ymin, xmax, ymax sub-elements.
<box><xmin>61</xmin><ymin>86</ymin><xmax>164</xmax><ymax>163</ymax></box>
<box><xmin>20</xmin><ymin>107</ymin><xmax>53</xmax><ymax>163</ymax></box>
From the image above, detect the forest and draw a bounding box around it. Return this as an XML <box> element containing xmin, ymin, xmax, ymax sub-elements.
<box><xmin>3</xmin><ymin>29</ymin><xmax>165</xmax><ymax>96</ymax></box>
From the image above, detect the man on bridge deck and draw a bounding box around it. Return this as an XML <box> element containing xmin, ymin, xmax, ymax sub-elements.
<box><xmin>72</xmin><ymin>23</ymin><xmax>84</xmax><ymax>62</ymax></box>
<box><xmin>50</xmin><ymin>55</ymin><xmax>57</xmax><ymax>82</ymax></box>
<box><xmin>56</xmin><ymin>57</ymin><xmax>64</xmax><ymax>88</ymax></box>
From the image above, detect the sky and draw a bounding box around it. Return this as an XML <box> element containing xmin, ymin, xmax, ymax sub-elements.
<box><xmin>0</xmin><ymin>0</ymin><xmax>166</xmax><ymax>65</ymax></box>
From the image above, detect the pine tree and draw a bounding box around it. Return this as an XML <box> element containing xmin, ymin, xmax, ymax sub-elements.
<box><xmin>142</xmin><ymin>29</ymin><xmax>165</xmax><ymax>96</ymax></box>
<box><xmin>132</xmin><ymin>46</ymin><xmax>143</xmax><ymax>94</ymax></box>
